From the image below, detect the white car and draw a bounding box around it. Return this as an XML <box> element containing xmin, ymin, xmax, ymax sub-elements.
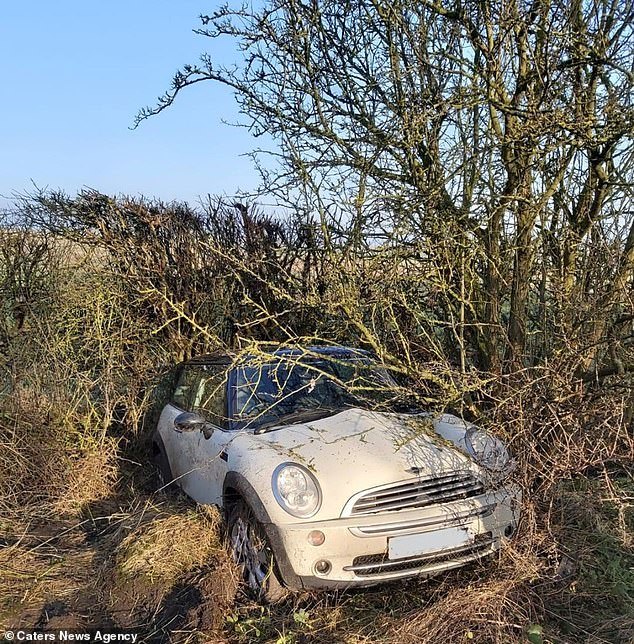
<box><xmin>152</xmin><ymin>346</ymin><xmax>520</xmax><ymax>601</ymax></box>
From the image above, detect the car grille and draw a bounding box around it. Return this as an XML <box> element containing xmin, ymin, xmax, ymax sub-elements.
<box><xmin>351</xmin><ymin>504</ymin><xmax>495</xmax><ymax>537</ymax></box>
<box><xmin>344</xmin><ymin>533</ymin><xmax>495</xmax><ymax>577</ymax></box>
<box><xmin>347</xmin><ymin>471</ymin><xmax>485</xmax><ymax>516</ymax></box>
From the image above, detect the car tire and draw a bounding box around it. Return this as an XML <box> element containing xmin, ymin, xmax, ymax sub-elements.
<box><xmin>226</xmin><ymin>498</ymin><xmax>287</xmax><ymax>604</ymax></box>
<box><xmin>152</xmin><ymin>434</ymin><xmax>174</xmax><ymax>490</ymax></box>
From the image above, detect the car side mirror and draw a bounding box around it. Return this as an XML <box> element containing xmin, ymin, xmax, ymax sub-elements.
<box><xmin>174</xmin><ymin>411</ymin><xmax>214</xmax><ymax>438</ymax></box>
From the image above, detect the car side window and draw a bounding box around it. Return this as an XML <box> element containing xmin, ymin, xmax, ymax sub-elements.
<box><xmin>189</xmin><ymin>364</ymin><xmax>229</xmax><ymax>428</ymax></box>
<box><xmin>171</xmin><ymin>366</ymin><xmax>199</xmax><ymax>410</ymax></box>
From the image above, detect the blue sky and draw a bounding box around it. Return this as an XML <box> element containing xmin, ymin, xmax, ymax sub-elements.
<box><xmin>0</xmin><ymin>2</ymin><xmax>264</xmax><ymax>208</ymax></box>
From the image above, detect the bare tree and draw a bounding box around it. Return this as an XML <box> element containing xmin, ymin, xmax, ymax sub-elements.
<box><xmin>137</xmin><ymin>0</ymin><xmax>634</xmax><ymax>376</ymax></box>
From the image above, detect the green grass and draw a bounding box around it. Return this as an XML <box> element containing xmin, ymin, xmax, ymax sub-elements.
<box><xmin>545</xmin><ymin>473</ymin><xmax>634</xmax><ymax>643</ymax></box>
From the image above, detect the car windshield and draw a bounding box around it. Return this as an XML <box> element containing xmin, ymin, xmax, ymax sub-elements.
<box><xmin>233</xmin><ymin>354</ymin><xmax>397</xmax><ymax>431</ymax></box>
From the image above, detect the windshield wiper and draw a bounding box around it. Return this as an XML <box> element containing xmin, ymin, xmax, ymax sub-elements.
<box><xmin>253</xmin><ymin>406</ymin><xmax>344</xmax><ymax>434</ymax></box>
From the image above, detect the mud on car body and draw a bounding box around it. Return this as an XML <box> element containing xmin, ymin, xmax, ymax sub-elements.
<box><xmin>152</xmin><ymin>346</ymin><xmax>521</xmax><ymax>600</ymax></box>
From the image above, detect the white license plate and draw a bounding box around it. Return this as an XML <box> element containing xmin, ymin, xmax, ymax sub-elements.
<box><xmin>388</xmin><ymin>527</ymin><xmax>473</xmax><ymax>560</ymax></box>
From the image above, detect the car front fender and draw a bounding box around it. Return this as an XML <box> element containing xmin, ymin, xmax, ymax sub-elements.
<box><xmin>222</xmin><ymin>471</ymin><xmax>304</xmax><ymax>590</ymax></box>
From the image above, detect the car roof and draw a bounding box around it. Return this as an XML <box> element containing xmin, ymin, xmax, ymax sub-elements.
<box><xmin>182</xmin><ymin>345</ymin><xmax>370</xmax><ymax>367</ymax></box>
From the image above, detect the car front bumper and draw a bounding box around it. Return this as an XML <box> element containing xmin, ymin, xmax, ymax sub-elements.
<box><xmin>265</xmin><ymin>484</ymin><xmax>521</xmax><ymax>590</ymax></box>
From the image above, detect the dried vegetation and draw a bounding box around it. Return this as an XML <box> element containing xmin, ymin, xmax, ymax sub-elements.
<box><xmin>0</xmin><ymin>189</ymin><xmax>632</xmax><ymax>642</ymax></box>
<box><xmin>2</xmin><ymin>1</ymin><xmax>634</xmax><ymax>640</ymax></box>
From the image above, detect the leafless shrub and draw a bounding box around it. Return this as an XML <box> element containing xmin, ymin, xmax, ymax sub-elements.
<box><xmin>1</xmin><ymin>185</ymin><xmax>633</xmax><ymax>639</ymax></box>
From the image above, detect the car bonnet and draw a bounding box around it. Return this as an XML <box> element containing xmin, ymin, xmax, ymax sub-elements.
<box><xmin>251</xmin><ymin>407</ymin><xmax>476</xmax><ymax>490</ymax></box>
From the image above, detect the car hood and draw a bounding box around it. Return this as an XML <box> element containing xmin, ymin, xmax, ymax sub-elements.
<box><xmin>236</xmin><ymin>407</ymin><xmax>481</xmax><ymax>521</ymax></box>
<box><xmin>255</xmin><ymin>406</ymin><xmax>474</xmax><ymax>473</ymax></box>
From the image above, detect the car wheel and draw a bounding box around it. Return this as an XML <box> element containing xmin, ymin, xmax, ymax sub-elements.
<box><xmin>227</xmin><ymin>499</ymin><xmax>287</xmax><ymax>603</ymax></box>
<box><xmin>152</xmin><ymin>434</ymin><xmax>173</xmax><ymax>490</ymax></box>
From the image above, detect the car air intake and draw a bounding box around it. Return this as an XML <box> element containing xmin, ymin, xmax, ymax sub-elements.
<box><xmin>348</xmin><ymin>471</ymin><xmax>485</xmax><ymax>515</ymax></box>
<box><xmin>344</xmin><ymin>533</ymin><xmax>495</xmax><ymax>576</ymax></box>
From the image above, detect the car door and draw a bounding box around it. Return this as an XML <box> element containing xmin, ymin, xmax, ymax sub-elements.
<box><xmin>156</xmin><ymin>364</ymin><xmax>198</xmax><ymax>481</ymax></box>
<box><xmin>159</xmin><ymin>362</ymin><xmax>233</xmax><ymax>505</ymax></box>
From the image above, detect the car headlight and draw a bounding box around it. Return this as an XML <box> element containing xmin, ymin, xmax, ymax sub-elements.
<box><xmin>465</xmin><ymin>426</ymin><xmax>512</xmax><ymax>473</ymax></box>
<box><xmin>272</xmin><ymin>463</ymin><xmax>322</xmax><ymax>518</ymax></box>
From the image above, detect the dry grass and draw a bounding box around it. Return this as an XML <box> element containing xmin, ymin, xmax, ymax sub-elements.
<box><xmin>0</xmin><ymin>513</ymin><xmax>98</xmax><ymax>630</ymax></box>
<box><xmin>97</xmin><ymin>499</ymin><xmax>237</xmax><ymax>634</ymax></box>
<box><xmin>1</xmin><ymin>438</ymin><xmax>632</xmax><ymax>642</ymax></box>
<box><xmin>0</xmin><ymin>383</ymin><xmax>119</xmax><ymax>517</ymax></box>
<box><xmin>110</xmin><ymin>501</ymin><xmax>224</xmax><ymax>585</ymax></box>
<box><xmin>0</xmin><ymin>495</ymin><xmax>239</xmax><ymax>638</ymax></box>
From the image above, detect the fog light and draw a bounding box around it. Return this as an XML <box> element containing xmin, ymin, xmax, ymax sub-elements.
<box><xmin>308</xmin><ymin>530</ymin><xmax>325</xmax><ymax>546</ymax></box>
<box><xmin>314</xmin><ymin>559</ymin><xmax>331</xmax><ymax>575</ymax></box>
<box><xmin>504</xmin><ymin>524</ymin><xmax>515</xmax><ymax>537</ymax></box>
